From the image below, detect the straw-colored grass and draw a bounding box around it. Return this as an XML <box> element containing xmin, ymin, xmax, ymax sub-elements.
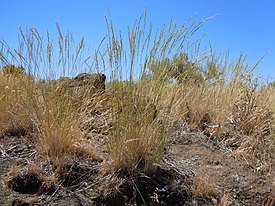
<box><xmin>0</xmin><ymin>11</ymin><xmax>274</xmax><ymax>176</ymax></box>
<box><xmin>0</xmin><ymin>69</ymin><xmax>34</xmax><ymax>136</ymax></box>
<box><xmin>107</xmin><ymin>81</ymin><xmax>168</xmax><ymax>173</ymax></box>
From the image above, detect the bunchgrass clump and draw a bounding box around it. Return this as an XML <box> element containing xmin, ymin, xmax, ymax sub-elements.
<box><xmin>0</xmin><ymin>67</ymin><xmax>34</xmax><ymax>136</ymax></box>
<box><xmin>108</xmin><ymin>81</ymin><xmax>167</xmax><ymax>173</ymax></box>
<box><xmin>0</xmin><ymin>10</ymin><xmax>274</xmax><ymax>177</ymax></box>
<box><xmin>0</xmin><ymin>26</ymin><xmax>94</xmax><ymax>170</ymax></box>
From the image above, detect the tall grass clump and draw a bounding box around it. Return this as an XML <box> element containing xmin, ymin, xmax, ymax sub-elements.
<box><xmin>1</xmin><ymin>11</ymin><xmax>215</xmax><ymax>173</ymax></box>
<box><xmin>0</xmin><ymin>65</ymin><xmax>35</xmax><ymax>136</ymax></box>
<box><xmin>156</xmin><ymin>49</ymin><xmax>275</xmax><ymax>168</ymax></box>
<box><xmin>101</xmin><ymin>11</ymin><xmax>274</xmax><ymax>171</ymax></box>
<box><xmin>100</xmin><ymin>12</ymin><xmax>216</xmax><ymax>173</ymax></box>
<box><xmin>0</xmin><ymin>25</ymin><xmax>95</xmax><ymax>169</ymax></box>
<box><xmin>1</xmin><ymin>10</ymin><xmax>273</xmax><ymax>174</ymax></box>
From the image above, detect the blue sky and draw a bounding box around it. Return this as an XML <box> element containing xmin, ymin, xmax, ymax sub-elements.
<box><xmin>1</xmin><ymin>0</ymin><xmax>275</xmax><ymax>79</ymax></box>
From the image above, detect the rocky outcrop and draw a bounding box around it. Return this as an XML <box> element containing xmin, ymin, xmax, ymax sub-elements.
<box><xmin>72</xmin><ymin>73</ymin><xmax>106</xmax><ymax>91</ymax></box>
<box><xmin>56</xmin><ymin>73</ymin><xmax>106</xmax><ymax>97</ymax></box>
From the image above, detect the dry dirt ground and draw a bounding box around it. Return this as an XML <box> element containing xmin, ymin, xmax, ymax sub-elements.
<box><xmin>1</xmin><ymin>113</ymin><xmax>275</xmax><ymax>205</ymax></box>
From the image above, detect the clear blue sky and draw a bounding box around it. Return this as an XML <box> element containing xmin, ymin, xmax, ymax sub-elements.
<box><xmin>1</xmin><ymin>0</ymin><xmax>274</xmax><ymax>79</ymax></box>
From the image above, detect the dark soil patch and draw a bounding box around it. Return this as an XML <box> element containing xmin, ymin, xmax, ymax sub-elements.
<box><xmin>1</xmin><ymin>115</ymin><xmax>274</xmax><ymax>205</ymax></box>
<box><xmin>11</xmin><ymin>199</ymin><xmax>32</xmax><ymax>206</ymax></box>
<box><xmin>59</xmin><ymin>161</ymin><xmax>99</xmax><ymax>187</ymax></box>
<box><xmin>7</xmin><ymin>173</ymin><xmax>42</xmax><ymax>194</ymax></box>
<box><xmin>3</xmin><ymin>126</ymin><xmax>29</xmax><ymax>137</ymax></box>
<box><xmin>98</xmin><ymin>167</ymin><xmax>192</xmax><ymax>206</ymax></box>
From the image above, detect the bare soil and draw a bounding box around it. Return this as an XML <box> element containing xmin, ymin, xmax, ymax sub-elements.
<box><xmin>1</xmin><ymin>118</ymin><xmax>275</xmax><ymax>205</ymax></box>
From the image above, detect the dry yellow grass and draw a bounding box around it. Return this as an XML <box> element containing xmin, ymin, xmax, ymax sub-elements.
<box><xmin>192</xmin><ymin>174</ymin><xmax>221</xmax><ymax>202</ymax></box>
<box><xmin>0</xmin><ymin>70</ymin><xmax>98</xmax><ymax>170</ymax></box>
<box><xmin>0</xmin><ymin>72</ymin><xmax>34</xmax><ymax>136</ymax></box>
<box><xmin>107</xmin><ymin>81</ymin><xmax>168</xmax><ymax>173</ymax></box>
<box><xmin>0</xmin><ymin>11</ymin><xmax>274</xmax><ymax>177</ymax></box>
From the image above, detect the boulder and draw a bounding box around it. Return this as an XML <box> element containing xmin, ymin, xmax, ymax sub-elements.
<box><xmin>56</xmin><ymin>73</ymin><xmax>106</xmax><ymax>96</ymax></box>
<box><xmin>73</xmin><ymin>73</ymin><xmax>106</xmax><ymax>91</ymax></box>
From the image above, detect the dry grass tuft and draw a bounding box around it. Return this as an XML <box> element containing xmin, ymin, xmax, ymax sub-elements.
<box><xmin>219</xmin><ymin>193</ymin><xmax>234</xmax><ymax>206</ymax></box>
<box><xmin>0</xmin><ymin>72</ymin><xmax>34</xmax><ymax>136</ymax></box>
<box><xmin>192</xmin><ymin>174</ymin><xmax>221</xmax><ymax>202</ymax></box>
<box><xmin>108</xmin><ymin>81</ymin><xmax>168</xmax><ymax>173</ymax></box>
<box><xmin>0</xmin><ymin>11</ymin><xmax>274</xmax><ymax>185</ymax></box>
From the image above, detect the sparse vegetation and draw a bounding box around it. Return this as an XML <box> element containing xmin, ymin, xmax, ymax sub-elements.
<box><xmin>0</xmin><ymin>11</ymin><xmax>274</xmax><ymax>205</ymax></box>
<box><xmin>192</xmin><ymin>174</ymin><xmax>221</xmax><ymax>202</ymax></box>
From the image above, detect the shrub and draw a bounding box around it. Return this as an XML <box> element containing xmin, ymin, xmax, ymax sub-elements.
<box><xmin>1</xmin><ymin>64</ymin><xmax>26</xmax><ymax>76</ymax></box>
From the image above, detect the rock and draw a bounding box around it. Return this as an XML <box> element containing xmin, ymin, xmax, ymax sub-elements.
<box><xmin>58</xmin><ymin>73</ymin><xmax>106</xmax><ymax>94</ymax></box>
<box><xmin>73</xmin><ymin>73</ymin><xmax>106</xmax><ymax>91</ymax></box>
<box><xmin>56</xmin><ymin>73</ymin><xmax>106</xmax><ymax>98</ymax></box>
